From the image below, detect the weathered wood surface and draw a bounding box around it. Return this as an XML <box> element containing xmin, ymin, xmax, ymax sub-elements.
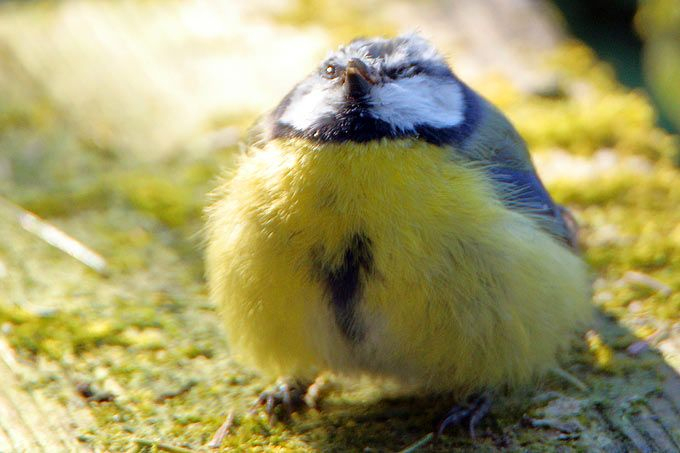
<box><xmin>0</xmin><ymin>340</ymin><xmax>94</xmax><ymax>452</ymax></box>
<box><xmin>0</xmin><ymin>0</ymin><xmax>678</xmax><ymax>451</ymax></box>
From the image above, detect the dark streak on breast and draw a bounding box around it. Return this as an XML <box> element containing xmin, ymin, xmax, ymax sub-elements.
<box><xmin>318</xmin><ymin>234</ymin><xmax>373</xmax><ymax>342</ymax></box>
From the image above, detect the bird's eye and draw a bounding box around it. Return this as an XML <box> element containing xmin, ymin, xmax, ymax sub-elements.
<box><xmin>323</xmin><ymin>64</ymin><xmax>338</xmax><ymax>79</ymax></box>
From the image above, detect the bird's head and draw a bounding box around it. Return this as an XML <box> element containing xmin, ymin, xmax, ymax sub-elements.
<box><xmin>267</xmin><ymin>34</ymin><xmax>476</xmax><ymax>145</ymax></box>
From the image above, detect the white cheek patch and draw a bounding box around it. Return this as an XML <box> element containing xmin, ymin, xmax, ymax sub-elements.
<box><xmin>370</xmin><ymin>76</ymin><xmax>465</xmax><ymax>131</ymax></box>
<box><xmin>278</xmin><ymin>74</ymin><xmax>465</xmax><ymax>134</ymax></box>
<box><xmin>279</xmin><ymin>84</ymin><xmax>344</xmax><ymax>131</ymax></box>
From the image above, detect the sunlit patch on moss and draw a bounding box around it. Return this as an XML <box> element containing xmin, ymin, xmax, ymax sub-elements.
<box><xmin>490</xmin><ymin>42</ymin><xmax>679</xmax><ymax>159</ymax></box>
<box><xmin>586</xmin><ymin>330</ymin><xmax>616</xmax><ymax>372</ymax></box>
<box><xmin>0</xmin><ymin>305</ymin><xmax>128</xmax><ymax>360</ymax></box>
<box><xmin>272</xmin><ymin>0</ymin><xmax>396</xmax><ymax>44</ymax></box>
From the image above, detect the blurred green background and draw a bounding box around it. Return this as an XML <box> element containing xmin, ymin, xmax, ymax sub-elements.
<box><xmin>555</xmin><ymin>0</ymin><xmax>680</xmax><ymax>142</ymax></box>
<box><xmin>0</xmin><ymin>0</ymin><xmax>678</xmax><ymax>451</ymax></box>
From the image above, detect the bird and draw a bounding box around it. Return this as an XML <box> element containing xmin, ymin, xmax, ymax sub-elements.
<box><xmin>205</xmin><ymin>33</ymin><xmax>592</xmax><ymax>434</ymax></box>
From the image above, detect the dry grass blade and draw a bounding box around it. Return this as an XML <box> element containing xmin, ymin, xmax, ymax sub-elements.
<box><xmin>549</xmin><ymin>367</ymin><xmax>589</xmax><ymax>392</ymax></box>
<box><xmin>623</xmin><ymin>271</ymin><xmax>673</xmax><ymax>297</ymax></box>
<box><xmin>207</xmin><ymin>411</ymin><xmax>235</xmax><ymax>449</ymax></box>
<box><xmin>398</xmin><ymin>432</ymin><xmax>434</xmax><ymax>453</ymax></box>
<box><xmin>133</xmin><ymin>439</ymin><xmax>195</xmax><ymax>453</ymax></box>
<box><xmin>0</xmin><ymin>196</ymin><xmax>108</xmax><ymax>275</ymax></box>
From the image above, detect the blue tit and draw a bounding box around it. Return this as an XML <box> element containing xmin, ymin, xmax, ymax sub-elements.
<box><xmin>206</xmin><ymin>33</ymin><xmax>592</xmax><ymax>430</ymax></box>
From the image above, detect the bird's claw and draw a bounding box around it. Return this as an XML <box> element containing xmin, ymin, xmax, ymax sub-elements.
<box><xmin>436</xmin><ymin>392</ymin><xmax>493</xmax><ymax>439</ymax></box>
<box><xmin>253</xmin><ymin>380</ymin><xmax>309</xmax><ymax>423</ymax></box>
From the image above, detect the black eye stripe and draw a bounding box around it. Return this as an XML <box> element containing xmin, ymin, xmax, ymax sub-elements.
<box><xmin>385</xmin><ymin>64</ymin><xmax>423</xmax><ymax>79</ymax></box>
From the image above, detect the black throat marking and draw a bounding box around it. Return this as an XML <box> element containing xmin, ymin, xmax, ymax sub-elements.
<box><xmin>318</xmin><ymin>234</ymin><xmax>373</xmax><ymax>342</ymax></box>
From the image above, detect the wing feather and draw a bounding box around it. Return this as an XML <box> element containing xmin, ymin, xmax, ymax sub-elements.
<box><xmin>455</xmin><ymin>93</ymin><xmax>578</xmax><ymax>248</ymax></box>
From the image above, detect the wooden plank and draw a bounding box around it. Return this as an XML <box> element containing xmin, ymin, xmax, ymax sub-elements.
<box><xmin>0</xmin><ymin>339</ymin><xmax>93</xmax><ymax>452</ymax></box>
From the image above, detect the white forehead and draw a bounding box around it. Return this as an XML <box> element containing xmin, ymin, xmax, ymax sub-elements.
<box><xmin>333</xmin><ymin>33</ymin><xmax>445</xmax><ymax>67</ymax></box>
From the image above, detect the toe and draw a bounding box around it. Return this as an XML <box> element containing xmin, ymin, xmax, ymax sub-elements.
<box><xmin>437</xmin><ymin>406</ymin><xmax>473</xmax><ymax>436</ymax></box>
<box><xmin>437</xmin><ymin>392</ymin><xmax>493</xmax><ymax>439</ymax></box>
<box><xmin>253</xmin><ymin>378</ymin><xmax>312</xmax><ymax>423</ymax></box>
<box><xmin>468</xmin><ymin>393</ymin><xmax>492</xmax><ymax>439</ymax></box>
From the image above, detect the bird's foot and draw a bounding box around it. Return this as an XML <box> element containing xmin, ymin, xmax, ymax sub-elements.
<box><xmin>303</xmin><ymin>375</ymin><xmax>333</xmax><ymax>409</ymax></box>
<box><xmin>253</xmin><ymin>379</ymin><xmax>311</xmax><ymax>423</ymax></box>
<box><xmin>436</xmin><ymin>392</ymin><xmax>493</xmax><ymax>439</ymax></box>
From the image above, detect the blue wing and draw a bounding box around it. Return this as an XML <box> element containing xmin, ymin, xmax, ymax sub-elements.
<box><xmin>440</xmin><ymin>85</ymin><xmax>578</xmax><ymax>248</ymax></box>
<box><xmin>486</xmin><ymin>165</ymin><xmax>576</xmax><ymax>247</ymax></box>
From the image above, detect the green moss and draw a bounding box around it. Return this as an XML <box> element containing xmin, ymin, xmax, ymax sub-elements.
<box><xmin>118</xmin><ymin>173</ymin><xmax>202</xmax><ymax>229</ymax></box>
<box><xmin>0</xmin><ymin>305</ymin><xmax>128</xmax><ymax>360</ymax></box>
<box><xmin>17</xmin><ymin>182</ymin><xmax>112</xmax><ymax>218</ymax></box>
<box><xmin>491</xmin><ymin>43</ymin><xmax>679</xmax><ymax>159</ymax></box>
<box><xmin>272</xmin><ymin>0</ymin><xmax>396</xmax><ymax>43</ymax></box>
<box><xmin>0</xmin><ymin>1</ymin><xmax>677</xmax><ymax>452</ymax></box>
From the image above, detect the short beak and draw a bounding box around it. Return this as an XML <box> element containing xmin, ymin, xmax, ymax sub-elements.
<box><xmin>344</xmin><ymin>58</ymin><xmax>375</xmax><ymax>100</ymax></box>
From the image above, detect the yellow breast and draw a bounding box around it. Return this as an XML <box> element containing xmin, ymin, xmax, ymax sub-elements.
<box><xmin>206</xmin><ymin>138</ymin><xmax>591</xmax><ymax>393</ymax></box>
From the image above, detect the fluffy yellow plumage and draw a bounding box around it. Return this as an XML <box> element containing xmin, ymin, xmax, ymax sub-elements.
<box><xmin>207</xmin><ymin>37</ymin><xmax>592</xmax><ymax>429</ymax></box>
<box><xmin>206</xmin><ymin>137</ymin><xmax>591</xmax><ymax>395</ymax></box>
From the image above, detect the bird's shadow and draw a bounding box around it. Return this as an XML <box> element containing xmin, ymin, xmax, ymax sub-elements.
<box><xmin>280</xmin><ymin>311</ymin><xmax>680</xmax><ymax>452</ymax></box>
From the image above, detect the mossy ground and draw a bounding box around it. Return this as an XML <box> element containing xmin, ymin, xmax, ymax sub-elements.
<box><xmin>0</xmin><ymin>1</ymin><xmax>678</xmax><ymax>451</ymax></box>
